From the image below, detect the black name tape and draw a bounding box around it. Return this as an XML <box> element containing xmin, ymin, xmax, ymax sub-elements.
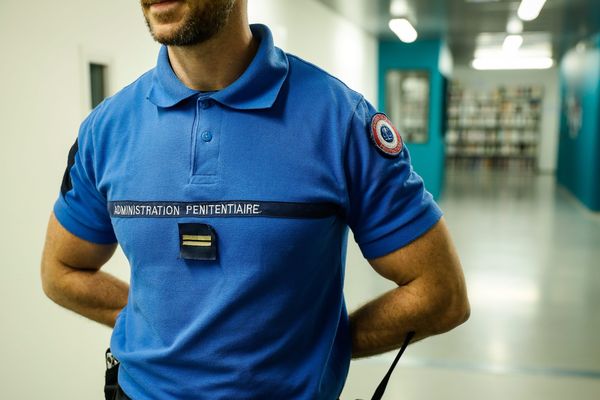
<box><xmin>178</xmin><ymin>223</ymin><xmax>217</xmax><ymax>261</ymax></box>
<box><xmin>108</xmin><ymin>201</ymin><xmax>340</xmax><ymax>219</ymax></box>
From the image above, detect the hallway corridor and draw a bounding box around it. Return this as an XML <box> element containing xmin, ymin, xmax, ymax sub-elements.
<box><xmin>342</xmin><ymin>170</ymin><xmax>600</xmax><ymax>399</ymax></box>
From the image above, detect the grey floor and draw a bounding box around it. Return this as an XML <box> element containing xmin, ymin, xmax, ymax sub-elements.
<box><xmin>341</xmin><ymin>168</ymin><xmax>600</xmax><ymax>400</ymax></box>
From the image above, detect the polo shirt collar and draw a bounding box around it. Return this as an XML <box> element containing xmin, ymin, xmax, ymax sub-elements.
<box><xmin>147</xmin><ymin>24</ymin><xmax>288</xmax><ymax>110</ymax></box>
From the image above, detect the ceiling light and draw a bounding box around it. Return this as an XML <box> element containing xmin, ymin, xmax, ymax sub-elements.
<box><xmin>390</xmin><ymin>0</ymin><xmax>409</xmax><ymax>16</ymax></box>
<box><xmin>506</xmin><ymin>16</ymin><xmax>523</xmax><ymax>34</ymax></box>
<box><xmin>503</xmin><ymin>35</ymin><xmax>524</xmax><ymax>52</ymax></box>
<box><xmin>389</xmin><ymin>18</ymin><xmax>418</xmax><ymax>43</ymax></box>
<box><xmin>518</xmin><ymin>0</ymin><xmax>547</xmax><ymax>21</ymax></box>
<box><xmin>474</xmin><ymin>32</ymin><xmax>553</xmax><ymax>60</ymax></box>
<box><xmin>472</xmin><ymin>56</ymin><xmax>554</xmax><ymax>70</ymax></box>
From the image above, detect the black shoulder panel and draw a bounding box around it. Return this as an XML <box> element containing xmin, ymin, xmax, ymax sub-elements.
<box><xmin>60</xmin><ymin>139</ymin><xmax>79</xmax><ymax>197</ymax></box>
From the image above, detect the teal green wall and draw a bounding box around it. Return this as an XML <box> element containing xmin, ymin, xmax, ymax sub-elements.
<box><xmin>557</xmin><ymin>34</ymin><xmax>600</xmax><ymax>211</ymax></box>
<box><xmin>378</xmin><ymin>39</ymin><xmax>448</xmax><ymax>199</ymax></box>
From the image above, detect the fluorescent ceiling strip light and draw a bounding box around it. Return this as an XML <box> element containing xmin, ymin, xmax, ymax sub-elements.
<box><xmin>475</xmin><ymin>46</ymin><xmax>552</xmax><ymax>60</ymax></box>
<box><xmin>472</xmin><ymin>56</ymin><xmax>554</xmax><ymax>70</ymax></box>
<box><xmin>389</xmin><ymin>18</ymin><xmax>418</xmax><ymax>43</ymax></box>
<box><xmin>518</xmin><ymin>0</ymin><xmax>547</xmax><ymax>21</ymax></box>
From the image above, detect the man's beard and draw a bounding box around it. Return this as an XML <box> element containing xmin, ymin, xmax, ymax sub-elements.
<box><xmin>142</xmin><ymin>0</ymin><xmax>236</xmax><ymax>46</ymax></box>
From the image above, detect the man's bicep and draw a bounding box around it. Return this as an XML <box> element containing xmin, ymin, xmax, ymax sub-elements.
<box><xmin>43</xmin><ymin>212</ymin><xmax>117</xmax><ymax>272</ymax></box>
<box><xmin>367</xmin><ymin>218</ymin><xmax>464</xmax><ymax>289</ymax></box>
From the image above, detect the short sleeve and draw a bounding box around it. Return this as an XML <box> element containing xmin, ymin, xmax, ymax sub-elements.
<box><xmin>344</xmin><ymin>97</ymin><xmax>442</xmax><ymax>259</ymax></box>
<box><xmin>53</xmin><ymin>109</ymin><xmax>117</xmax><ymax>244</ymax></box>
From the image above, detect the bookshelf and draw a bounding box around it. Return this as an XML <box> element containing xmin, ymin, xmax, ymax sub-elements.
<box><xmin>386</xmin><ymin>69</ymin><xmax>430</xmax><ymax>143</ymax></box>
<box><xmin>446</xmin><ymin>83</ymin><xmax>543</xmax><ymax>170</ymax></box>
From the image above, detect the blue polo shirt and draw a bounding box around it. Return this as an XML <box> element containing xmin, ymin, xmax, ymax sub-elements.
<box><xmin>54</xmin><ymin>24</ymin><xmax>442</xmax><ymax>400</ymax></box>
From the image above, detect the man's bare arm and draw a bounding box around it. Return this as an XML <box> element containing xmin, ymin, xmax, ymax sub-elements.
<box><xmin>349</xmin><ymin>218</ymin><xmax>470</xmax><ymax>358</ymax></box>
<box><xmin>40</xmin><ymin>212</ymin><xmax>129</xmax><ymax>328</ymax></box>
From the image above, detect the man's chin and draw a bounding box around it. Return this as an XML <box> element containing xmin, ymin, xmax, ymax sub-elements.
<box><xmin>149</xmin><ymin>25</ymin><xmax>184</xmax><ymax>44</ymax></box>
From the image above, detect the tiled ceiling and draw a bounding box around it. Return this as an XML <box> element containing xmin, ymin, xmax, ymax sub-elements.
<box><xmin>314</xmin><ymin>0</ymin><xmax>600</xmax><ymax>65</ymax></box>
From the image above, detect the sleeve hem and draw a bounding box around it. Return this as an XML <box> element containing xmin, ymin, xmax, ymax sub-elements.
<box><xmin>53</xmin><ymin>198</ymin><xmax>117</xmax><ymax>245</ymax></box>
<box><xmin>358</xmin><ymin>205</ymin><xmax>443</xmax><ymax>260</ymax></box>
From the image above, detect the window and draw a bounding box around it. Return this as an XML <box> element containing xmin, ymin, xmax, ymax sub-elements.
<box><xmin>89</xmin><ymin>63</ymin><xmax>107</xmax><ymax>109</ymax></box>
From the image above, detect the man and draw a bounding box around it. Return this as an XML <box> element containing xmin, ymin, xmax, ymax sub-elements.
<box><xmin>41</xmin><ymin>1</ymin><xmax>470</xmax><ymax>399</ymax></box>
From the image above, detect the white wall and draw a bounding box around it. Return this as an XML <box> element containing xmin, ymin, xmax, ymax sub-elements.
<box><xmin>0</xmin><ymin>1</ymin><xmax>377</xmax><ymax>399</ymax></box>
<box><xmin>248</xmin><ymin>1</ymin><xmax>377</xmax><ymax>102</ymax></box>
<box><xmin>451</xmin><ymin>67</ymin><xmax>561</xmax><ymax>173</ymax></box>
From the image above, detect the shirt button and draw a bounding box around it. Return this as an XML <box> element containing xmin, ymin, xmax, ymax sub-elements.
<box><xmin>201</xmin><ymin>131</ymin><xmax>213</xmax><ymax>142</ymax></box>
<box><xmin>199</xmin><ymin>99</ymin><xmax>213</xmax><ymax>109</ymax></box>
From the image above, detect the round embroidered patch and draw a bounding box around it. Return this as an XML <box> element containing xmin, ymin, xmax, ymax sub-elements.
<box><xmin>370</xmin><ymin>113</ymin><xmax>403</xmax><ymax>157</ymax></box>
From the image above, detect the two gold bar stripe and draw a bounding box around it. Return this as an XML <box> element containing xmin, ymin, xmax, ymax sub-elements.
<box><xmin>182</xmin><ymin>241</ymin><xmax>212</xmax><ymax>247</ymax></box>
<box><xmin>182</xmin><ymin>234</ymin><xmax>212</xmax><ymax>247</ymax></box>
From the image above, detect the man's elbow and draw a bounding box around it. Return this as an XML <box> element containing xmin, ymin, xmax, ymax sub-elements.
<box><xmin>432</xmin><ymin>284</ymin><xmax>470</xmax><ymax>334</ymax></box>
<box><xmin>40</xmin><ymin>260</ymin><xmax>57</xmax><ymax>300</ymax></box>
<box><xmin>448</xmin><ymin>291</ymin><xmax>471</xmax><ymax>329</ymax></box>
<box><xmin>40</xmin><ymin>257</ymin><xmax>66</xmax><ymax>303</ymax></box>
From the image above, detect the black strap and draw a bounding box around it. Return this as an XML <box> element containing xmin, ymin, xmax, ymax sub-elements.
<box><xmin>369</xmin><ymin>331</ymin><xmax>415</xmax><ymax>400</ymax></box>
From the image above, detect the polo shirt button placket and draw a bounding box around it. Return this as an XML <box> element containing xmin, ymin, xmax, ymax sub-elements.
<box><xmin>190</xmin><ymin>96</ymin><xmax>220</xmax><ymax>184</ymax></box>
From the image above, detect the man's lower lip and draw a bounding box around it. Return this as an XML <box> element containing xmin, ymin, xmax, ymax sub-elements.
<box><xmin>150</xmin><ymin>0</ymin><xmax>180</xmax><ymax>10</ymax></box>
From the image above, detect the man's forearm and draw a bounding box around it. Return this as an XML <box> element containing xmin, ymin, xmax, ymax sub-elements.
<box><xmin>42</xmin><ymin>262</ymin><xmax>129</xmax><ymax>328</ymax></box>
<box><xmin>349</xmin><ymin>280</ymin><xmax>469</xmax><ymax>358</ymax></box>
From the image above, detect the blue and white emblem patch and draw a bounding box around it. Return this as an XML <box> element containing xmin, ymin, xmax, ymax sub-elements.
<box><xmin>370</xmin><ymin>113</ymin><xmax>403</xmax><ymax>157</ymax></box>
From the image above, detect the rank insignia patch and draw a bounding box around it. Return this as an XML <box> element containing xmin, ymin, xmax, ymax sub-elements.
<box><xmin>178</xmin><ymin>223</ymin><xmax>217</xmax><ymax>261</ymax></box>
<box><xmin>370</xmin><ymin>113</ymin><xmax>403</xmax><ymax>157</ymax></box>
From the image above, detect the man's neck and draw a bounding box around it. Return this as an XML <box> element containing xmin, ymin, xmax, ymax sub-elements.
<box><xmin>167</xmin><ymin>12</ymin><xmax>258</xmax><ymax>92</ymax></box>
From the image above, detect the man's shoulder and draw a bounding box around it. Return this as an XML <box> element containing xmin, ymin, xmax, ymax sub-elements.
<box><xmin>101</xmin><ymin>69</ymin><xmax>154</xmax><ymax>111</ymax></box>
<box><xmin>285</xmin><ymin>52</ymin><xmax>364</xmax><ymax>107</ymax></box>
<box><xmin>86</xmin><ymin>68</ymin><xmax>155</xmax><ymax>132</ymax></box>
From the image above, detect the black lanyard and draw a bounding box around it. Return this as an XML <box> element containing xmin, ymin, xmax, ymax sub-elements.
<box><xmin>357</xmin><ymin>331</ymin><xmax>415</xmax><ymax>400</ymax></box>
